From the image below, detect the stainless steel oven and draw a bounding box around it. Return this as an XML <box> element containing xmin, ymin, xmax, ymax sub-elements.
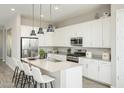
<box><xmin>70</xmin><ymin>37</ymin><xmax>82</xmax><ymax>46</ymax></box>
<box><xmin>66</xmin><ymin>50</ymin><xmax>86</xmax><ymax>63</ymax></box>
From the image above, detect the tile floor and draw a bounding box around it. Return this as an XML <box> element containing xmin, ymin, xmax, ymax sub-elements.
<box><xmin>0</xmin><ymin>60</ymin><xmax>110</xmax><ymax>88</ymax></box>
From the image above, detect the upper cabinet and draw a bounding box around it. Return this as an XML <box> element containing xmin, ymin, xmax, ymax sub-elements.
<box><xmin>83</xmin><ymin>17</ymin><xmax>111</xmax><ymax>48</ymax></box>
<box><xmin>21</xmin><ymin>17</ymin><xmax>111</xmax><ymax>48</ymax></box>
<box><xmin>92</xmin><ymin>19</ymin><xmax>102</xmax><ymax>47</ymax></box>
<box><xmin>102</xmin><ymin>17</ymin><xmax>111</xmax><ymax>48</ymax></box>
<box><xmin>82</xmin><ymin>21</ymin><xmax>92</xmax><ymax>47</ymax></box>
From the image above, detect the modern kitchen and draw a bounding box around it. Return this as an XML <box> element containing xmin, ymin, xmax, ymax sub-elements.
<box><xmin>0</xmin><ymin>4</ymin><xmax>124</xmax><ymax>88</ymax></box>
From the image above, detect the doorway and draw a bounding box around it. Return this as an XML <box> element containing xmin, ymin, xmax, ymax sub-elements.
<box><xmin>0</xmin><ymin>27</ymin><xmax>3</xmax><ymax>62</ymax></box>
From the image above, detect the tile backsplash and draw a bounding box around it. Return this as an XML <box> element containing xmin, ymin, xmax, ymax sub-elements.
<box><xmin>39</xmin><ymin>46</ymin><xmax>111</xmax><ymax>57</ymax></box>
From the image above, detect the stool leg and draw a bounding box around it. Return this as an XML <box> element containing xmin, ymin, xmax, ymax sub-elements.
<box><xmin>28</xmin><ymin>76</ymin><xmax>31</xmax><ymax>88</ymax></box>
<box><xmin>12</xmin><ymin>66</ymin><xmax>18</xmax><ymax>83</ymax></box>
<box><xmin>16</xmin><ymin>71</ymin><xmax>24</xmax><ymax>87</ymax></box>
<box><xmin>23</xmin><ymin>75</ymin><xmax>27</xmax><ymax>88</ymax></box>
<box><xmin>14</xmin><ymin>68</ymin><xmax>19</xmax><ymax>86</ymax></box>
<box><xmin>45</xmin><ymin>83</ymin><xmax>47</xmax><ymax>88</ymax></box>
<box><xmin>31</xmin><ymin>76</ymin><xmax>34</xmax><ymax>85</ymax></box>
<box><xmin>34</xmin><ymin>81</ymin><xmax>37</xmax><ymax>88</ymax></box>
<box><xmin>40</xmin><ymin>83</ymin><xmax>43</xmax><ymax>88</ymax></box>
<box><xmin>50</xmin><ymin>82</ymin><xmax>53</xmax><ymax>88</ymax></box>
<box><xmin>21</xmin><ymin>72</ymin><xmax>25</xmax><ymax>88</ymax></box>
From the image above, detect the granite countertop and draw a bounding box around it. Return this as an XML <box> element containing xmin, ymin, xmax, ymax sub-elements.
<box><xmin>79</xmin><ymin>56</ymin><xmax>111</xmax><ymax>62</ymax></box>
<box><xmin>21</xmin><ymin>58</ymin><xmax>82</xmax><ymax>73</ymax></box>
<box><xmin>48</xmin><ymin>53</ymin><xmax>111</xmax><ymax>62</ymax></box>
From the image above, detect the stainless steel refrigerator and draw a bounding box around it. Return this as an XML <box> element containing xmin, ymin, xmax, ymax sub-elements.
<box><xmin>21</xmin><ymin>37</ymin><xmax>38</xmax><ymax>58</ymax></box>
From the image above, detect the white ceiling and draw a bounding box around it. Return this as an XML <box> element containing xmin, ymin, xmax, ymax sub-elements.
<box><xmin>0</xmin><ymin>4</ymin><xmax>109</xmax><ymax>25</ymax></box>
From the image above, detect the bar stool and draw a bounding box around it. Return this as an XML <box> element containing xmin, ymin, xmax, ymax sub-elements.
<box><xmin>12</xmin><ymin>58</ymin><xmax>19</xmax><ymax>85</ymax></box>
<box><xmin>31</xmin><ymin>66</ymin><xmax>55</xmax><ymax>88</ymax></box>
<box><xmin>22</xmin><ymin>62</ymin><xmax>34</xmax><ymax>88</ymax></box>
<box><xmin>14</xmin><ymin>59</ymin><xmax>25</xmax><ymax>88</ymax></box>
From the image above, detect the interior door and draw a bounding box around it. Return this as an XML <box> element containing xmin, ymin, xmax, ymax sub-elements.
<box><xmin>116</xmin><ymin>10</ymin><xmax>124</xmax><ymax>87</ymax></box>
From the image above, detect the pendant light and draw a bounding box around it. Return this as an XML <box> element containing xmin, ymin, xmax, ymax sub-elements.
<box><xmin>47</xmin><ymin>4</ymin><xmax>54</xmax><ymax>32</ymax></box>
<box><xmin>37</xmin><ymin>4</ymin><xmax>44</xmax><ymax>34</ymax></box>
<box><xmin>30</xmin><ymin>4</ymin><xmax>36</xmax><ymax>36</ymax></box>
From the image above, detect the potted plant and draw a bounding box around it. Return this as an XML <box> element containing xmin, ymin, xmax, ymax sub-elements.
<box><xmin>39</xmin><ymin>49</ymin><xmax>45</xmax><ymax>59</ymax></box>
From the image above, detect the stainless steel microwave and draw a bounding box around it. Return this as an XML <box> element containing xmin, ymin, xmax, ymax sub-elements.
<box><xmin>70</xmin><ymin>37</ymin><xmax>83</xmax><ymax>46</ymax></box>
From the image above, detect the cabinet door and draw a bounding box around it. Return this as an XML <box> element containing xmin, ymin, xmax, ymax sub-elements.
<box><xmin>102</xmin><ymin>18</ymin><xmax>111</xmax><ymax>48</ymax></box>
<box><xmin>83</xmin><ymin>22</ymin><xmax>92</xmax><ymax>47</ymax></box>
<box><xmin>79</xmin><ymin>58</ymin><xmax>88</xmax><ymax>77</ymax></box>
<box><xmin>88</xmin><ymin>60</ymin><xmax>99</xmax><ymax>80</ymax></box>
<box><xmin>92</xmin><ymin>19</ymin><xmax>102</xmax><ymax>47</ymax></box>
<box><xmin>99</xmin><ymin>61</ymin><xmax>111</xmax><ymax>84</ymax></box>
<box><xmin>44</xmin><ymin>32</ymin><xmax>53</xmax><ymax>46</ymax></box>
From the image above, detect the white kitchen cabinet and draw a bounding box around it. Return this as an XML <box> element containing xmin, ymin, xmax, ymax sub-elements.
<box><xmin>79</xmin><ymin>58</ymin><xmax>88</xmax><ymax>77</ymax></box>
<box><xmin>44</xmin><ymin>32</ymin><xmax>54</xmax><ymax>46</ymax></box>
<box><xmin>99</xmin><ymin>61</ymin><xmax>111</xmax><ymax>84</ymax></box>
<box><xmin>47</xmin><ymin>53</ymin><xmax>66</xmax><ymax>61</ymax></box>
<box><xmin>37</xmin><ymin>34</ymin><xmax>45</xmax><ymax>46</ymax></box>
<box><xmin>79</xmin><ymin>57</ymin><xmax>111</xmax><ymax>85</ymax></box>
<box><xmin>38</xmin><ymin>29</ymin><xmax>54</xmax><ymax>47</ymax></box>
<box><xmin>79</xmin><ymin>58</ymin><xmax>98</xmax><ymax>80</ymax></box>
<box><xmin>102</xmin><ymin>17</ymin><xmax>111</xmax><ymax>48</ymax></box>
<box><xmin>87</xmin><ymin>60</ymin><xmax>99</xmax><ymax>80</ymax></box>
<box><xmin>92</xmin><ymin>19</ymin><xmax>102</xmax><ymax>47</ymax></box>
<box><xmin>83</xmin><ymin>22</ymin><xmax>92</xmax><ymax>47</ymax></box>
<box><xmin>54</xmin><ymin>27</ymin><xmax>71</xmax><ymax>47</ymax></box>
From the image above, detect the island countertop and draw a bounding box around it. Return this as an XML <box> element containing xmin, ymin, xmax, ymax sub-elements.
<box><xmin>21</xmin><ymin>58</ymin><xmax>82</xmax><ymax>73</ymax></box>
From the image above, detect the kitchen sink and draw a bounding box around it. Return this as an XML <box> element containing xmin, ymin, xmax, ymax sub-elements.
<box><xmin>47</xmin><ymin>58</ymin><xmax>62</xmax><ymax>62</ymax></box>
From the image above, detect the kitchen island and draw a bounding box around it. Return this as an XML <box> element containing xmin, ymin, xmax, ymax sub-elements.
<box><xmin>21</xmin><ymin>58</ymin><xmax>83</xmax><ymax>88</ymax></box>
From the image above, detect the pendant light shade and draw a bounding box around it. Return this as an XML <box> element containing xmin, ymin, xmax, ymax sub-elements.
<box><xmin>30</xmin><ymin>29</ymin><xmax>36</xmax><ymax>36</ymax></box>
<box><xmin>38</xmin><ymin>4</ymin><xmax>44</xmax><ymax>34</ymax></box>
<box><xmin>47</xmin><ymin>24</ymin><xmax>54</xmax><ymax>32</ymax></box>
<box><xmin>47</xmin><ymin>4</ymin><xmax>54</xmax><ymax>32</ymax></box>
<box><xmin>38</xmin><ymin>27</ymin><xmax>44</xmax><ymax>34</ymax></box>
<box><xmin>30</xmin><ymin>4</ymin><xmax>36</xmax><ymax>36</ymax></box>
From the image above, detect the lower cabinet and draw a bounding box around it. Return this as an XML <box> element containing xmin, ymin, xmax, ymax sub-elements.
<box><xmin>88</xmin><ymin>60</ymin><xmax>99</xmax><ymax>81</ymax></box>
<box><xmin>79</xmin><ymin>58</ymin><xmax>111</xmax><ymax>85</ymax></box>
<box><xmin>98</xmin><ymin>61</ymin><xmax>111</xmax><ymax>84</ymax></box>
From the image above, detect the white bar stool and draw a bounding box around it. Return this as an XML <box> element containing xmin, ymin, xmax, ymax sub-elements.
<box><xmin>31</xmin><ymin>66</ymin><xmax>55</xmax><ymax>88</ymax></box>
<box><xmin>22</xmin><ymin>62</ymin><xmax>34</xmax><ymax>88</ymax></box>
<box><xmin>12</xmin><ymin>58</ymin><xmax>19</xmax><ymax>85</ymax></box>
<box><xmin>14</xmin><ymin>59</ymin><xmax>25</xmax><ymax>88</ymax></box>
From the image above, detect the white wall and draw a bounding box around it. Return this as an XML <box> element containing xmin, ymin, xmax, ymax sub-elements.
<box><xmin>5</xmin><ymin>14</ymin><xmax>21</xmax><ymax>70</ymax></box>
<box><xmin>0</xmin><ymin>27</ymin><xmax>3</xmax><ymax>59</ymax></box>
<box><xmin>55</xmin><ymin>5</ymin><xmax>110</xmax><ymax>28</ymax></box>
<box><xmin>111</xmin><ymin>4</ymin><xmax>124</xmax><ymax>88</ymax></box>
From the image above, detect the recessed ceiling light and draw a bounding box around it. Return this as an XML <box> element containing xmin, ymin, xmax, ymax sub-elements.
<box><xmin>40</xmin><ymin>14</ymin><xmax>44</xmax><ymax>18</ymax></box>
<box><xmin>54</xmin><ymin>6</ymin><xmax>59</xmax><ymax>10</ymax></box>
<box><xmin>11</xmin><ymin>8</ymin><xmax>15</xmax><ymax>11</ymax></box>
